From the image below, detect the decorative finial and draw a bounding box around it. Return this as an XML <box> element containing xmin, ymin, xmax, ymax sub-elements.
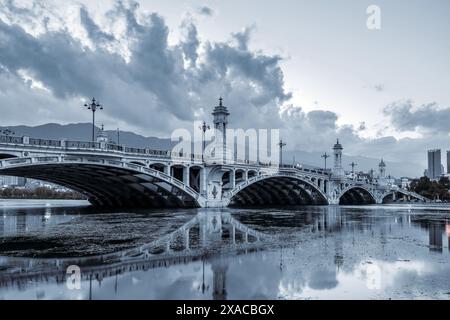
<box><xmin>219</xmin><ymin>97</ymin><xmax>223</xmax><ymax>106</ymax></box>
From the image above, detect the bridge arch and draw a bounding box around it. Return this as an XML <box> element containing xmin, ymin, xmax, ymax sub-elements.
<box><xmin>149</xmin><ymin>162</ymin><xmax>167</xmax><ymax>173</ymax></box>
<box><xmin>226</xmin><ymin>173</ymin><xmax>329</xmax><ymax>207</ymax></box>
<box><xmin>0</xmin><ymin>156</ymin><xmax>205</xmax><ymax>208</ymax></box>
<box><xmin>0</xmin><ymin>153</ymin><xmax>20</xmax><ymax>159</ymax></box>
<box><xmin>339</xmin><ymin>186</ymin><xmax>376</xmax><ymax>205</ymax></box>
<box><xmin>188</xmin><ymin>165</ymin><xmax>203</xmax><ymax>193</ymax></box>
<box><xmin>247</xmin><ymin>170</ymin><xmax>258</xmax><ymax>178</ymax></box>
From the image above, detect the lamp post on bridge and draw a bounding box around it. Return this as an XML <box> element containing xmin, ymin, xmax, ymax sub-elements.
<box><xmin>199</xmin><ymin>121</ymin><xmax>210</xmax><ymax>162</ymax></box>
<box><xmin>278</xmin><ymin>139</ymin><xmax>286</xmax><ymax>168</ymax></box>
<box><xmin>349</xmin><ymin>162</ymin><xmax>358</xmax><ymax>173</ymax></box>
<box><xmin>117</xmin><ymin>128</ymin><xmax>120</xmax><ymax>145</ymax></box>
<box><xmin>321</xmin><ymin>152</ymin><xmax>330</xmax><ymax>170</ymax></box>
<box><xmin>84</xmin><ymin>97</ymin><xmax>103</xmax><ymax>143</ymax></box>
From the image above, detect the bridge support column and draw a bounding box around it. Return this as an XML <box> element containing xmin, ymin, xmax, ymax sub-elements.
<box><xmin>183</xmin><ymin>167</ymin><xmax>190</xmax><ymax>186</ymax></box>
<box><xmin>230</xmin><ymin>169</ymin><xmax>236</xmax><ymax>189</ymax></box>
<box><xmin>231</xmin><ymin>226</ymin><xmax>236</xmax><ymax>245</ymax></box>
<box><xmin>201</xmin><ymin>168</ymin><xmax>207</xmax><ymax>196</ymax></box>
<box><xmin>164</xmin><ymin>165</ymin><xmax>171</xmax><ymax>175</ymax></box>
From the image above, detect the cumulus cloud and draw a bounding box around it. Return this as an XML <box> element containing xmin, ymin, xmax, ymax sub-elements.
<box><xmin>383</xmin><ymin>100</ymin><xmax>450</xmax><ymax>134</ymax></box>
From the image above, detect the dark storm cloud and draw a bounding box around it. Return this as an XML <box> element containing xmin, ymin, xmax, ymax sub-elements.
<box><xmin>0</xmin><ymin>19</ymin><xmax>110</xmax><ymax>98</ymax></box>
<box><xmin>384</xmin><ymin>100</ymin><xmax>450</xmax><ymax>133</ymax></box>
<box><xmin>180</xmin><ymin>19</ymin><xmax>199</xmax><ymax>67</ymax></box>
<box><xmin>0</xmin><ymin>0</ymin><xmax>291</xmax><ymax>128</ymax></box>
<box><xmin>79</xmin><ymin>6</ymin><xmax>115</xmax><ymax>45</ymax></box>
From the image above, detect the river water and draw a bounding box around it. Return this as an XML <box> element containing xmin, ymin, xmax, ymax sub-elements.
<box><xmin>0</xmin><ymin>199</ymin><xmax>449</xmax><ymax>300</ymax></box>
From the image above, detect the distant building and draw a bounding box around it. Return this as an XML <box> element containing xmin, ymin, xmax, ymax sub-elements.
<box><xmin>427</xmin><ymin>149</ymin><xmax>442</xmax><ymax>180</ymax></box>
<box><xmin>400</xmin><ymin>177</ymin><xmax>411</xmax><ymax>189</ymax></box>
<box><xmin>0</xmin><ymin>176</ymin><xmax>26</xmax><ymax>187</ymax></box>
<box><xmin>447</xmin><ymin>150</ymin><xmax>450</xmax><ymax>173</ymax></box>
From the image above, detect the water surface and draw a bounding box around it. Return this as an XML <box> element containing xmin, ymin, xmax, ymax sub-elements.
<box><xmin>1</xmin><ymin>200</ymin><xmax>450</xmax><ymax>300</ymax></box>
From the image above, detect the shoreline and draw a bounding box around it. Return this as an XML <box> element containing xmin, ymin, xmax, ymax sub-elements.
<box><xmin>0</xmin><ymin>199</ymin><xmax>90</xmax><ymax>208</ymax></box>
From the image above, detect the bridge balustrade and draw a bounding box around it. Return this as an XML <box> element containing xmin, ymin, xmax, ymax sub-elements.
<box><xmin>66</xmin><ymin>141</ymin><xmax>101</xmax><ymax>149</ymax></box>
<box><xmin>124</xmin><ymin>147</ymin><xmax>147</xmax><ymax>154</ymax></box>
<box><xmin>148</xmin><ymin>149</ymin><xmax>170</xmax><ymax>158</ymax></box>
<box><xmin>28</xmin><ymin>138</ymin><xmax>61</xmax><ymax>147</ymax></box>
<box><xmin>0</xmin><ymin>135</ymin><xmax>24</xmax><ymax>144</ymax></box>
<box><xmin>106</xmin><ymin>143</ymin><xmax>123</xmax><ymax>152</ymax></box>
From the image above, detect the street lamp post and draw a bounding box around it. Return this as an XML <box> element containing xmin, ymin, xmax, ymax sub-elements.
<box><xmin>349</xmin><ymin>162</ymin><xmax>358</xmax><ymax>173</ymax></box>
<box><xmin>84</xmin><ymin>98</ymin><xmax>103</xmax><ymax>143</ymax></box>
<box><xmin>199</xmin><ymin>121</ymin><xmax>210</xmax><ymax>162</ymax></box>
<box><xmin>278</xmin><ymin>139</ymin><xmax>286</xmax><ymax>168</ymax></box>
<box><xmin>117</xmin><ymin>128</ymin><xmax>120</xmax><ymax>145</ymax></box>
<box><xmin>321</xmin><ymin>152</ymin><xmax>330</xmax><ymax>170</ymax></box>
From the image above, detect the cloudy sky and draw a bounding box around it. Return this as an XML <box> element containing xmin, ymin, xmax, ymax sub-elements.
<box><xmin>0</xmin><ymin>0</ymin><xmax>449</xmax><ymax>173</ymax></box>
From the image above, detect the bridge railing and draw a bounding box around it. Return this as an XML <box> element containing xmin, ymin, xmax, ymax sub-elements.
<box><xmin>65</xmin><ymin>141</ymin><xmax>101</xmax><ymax>149</ymax></box>
<box><xmin>29</xmin><ymin>138</ymin><xmax>62</xmax><ymax>147</ymax></box>
<box><xmin>0</xmin><ymin>136</ymin><xmax>24</xmax><ymax>144</ymax></box>
<box><xmin>0</xmin><ymin>134</ymin><xmax>329</xmax><ymax>170</ymax></box>
<box><xmin>280</xmin><ymin>164</ymin><xmax>329</xmax><ymax>176</ymax></box>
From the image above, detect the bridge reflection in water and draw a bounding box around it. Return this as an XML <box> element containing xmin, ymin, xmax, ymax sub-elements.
<box><xmin>1</xmin><ymin>205</ymin><xmax>450</xmax><ymax>299</ymax></box>
<box><xmin>0</xmin><ymin>210</ymin><xmax>274</xmax><ymax>300</ymax></box>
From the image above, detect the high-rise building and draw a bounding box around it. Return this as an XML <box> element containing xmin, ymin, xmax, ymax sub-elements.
<box><xmin>447</xmin><ymin>150</ymin><xmax>450</xmax><ymax>174</ymax></box>
<box><xmin>427</xmin><ymin>149</ymin><xmax>442</xmax><ymax>180</ymax></box>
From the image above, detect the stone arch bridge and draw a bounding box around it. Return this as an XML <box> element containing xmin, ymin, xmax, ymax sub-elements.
<box><xmin>0</xmin><ymin>134</ymin><xmax>427</xmax><ymax>208</ymax></box>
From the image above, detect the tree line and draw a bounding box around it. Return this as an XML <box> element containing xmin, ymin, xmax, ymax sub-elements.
<box><xmin>408</xmin><ymin>176</ymin><xmax>450</xmax><ymax>201</ymax></box>
<box><xmin>0</xmin><ymin>187</ymin><xmax>85</xmax><ymax>200</ymax></box>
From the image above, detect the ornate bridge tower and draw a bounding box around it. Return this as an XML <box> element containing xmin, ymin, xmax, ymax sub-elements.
<box><xmin>328</xmin><ymin>139</ymin><xmax>346</xmax><ymax>204</ymax></box>
<box><xmin>96</xmin><ymin>125</ymin><xmax>109</xmax><ymax>149</ymax></box>
<box><xmin>377</xmin><ymin>158</ymin><xmax>387</xmax><ymax>188</ymax></box>
<box><xmin>212</xmin><ymin>97</ymin><xmax>230</xmax><ymax>164</ymax></box>
<box><xmin>331</xmin><ymin>139</ymin><xmax>345</xmax><ymax>179</ymax></box>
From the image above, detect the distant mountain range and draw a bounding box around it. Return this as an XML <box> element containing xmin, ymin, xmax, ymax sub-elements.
<box><xmin>1</xmin><ymin>123</ymin><xmax>173</xmax><ymax>150</ymax></box>
<box><xmin>1</xmin><ymin>123</ymin><xmax>423</xmax><ymax>178</ymax></box>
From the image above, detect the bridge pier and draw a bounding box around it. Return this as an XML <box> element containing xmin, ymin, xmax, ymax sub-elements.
<box><xmin>231</xmin><ymin>225</ymin><xmax>236</xmax><ymax>245</ymax></box>
<box><xmin>230</xmin><ymin>169</ymin><xmax>236</xmax><ymax>189</ymax></box>
<box><xmin>183</xmin><ymin>167</ymin><xmax>190</xmax><ymax>187</ymax></box>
